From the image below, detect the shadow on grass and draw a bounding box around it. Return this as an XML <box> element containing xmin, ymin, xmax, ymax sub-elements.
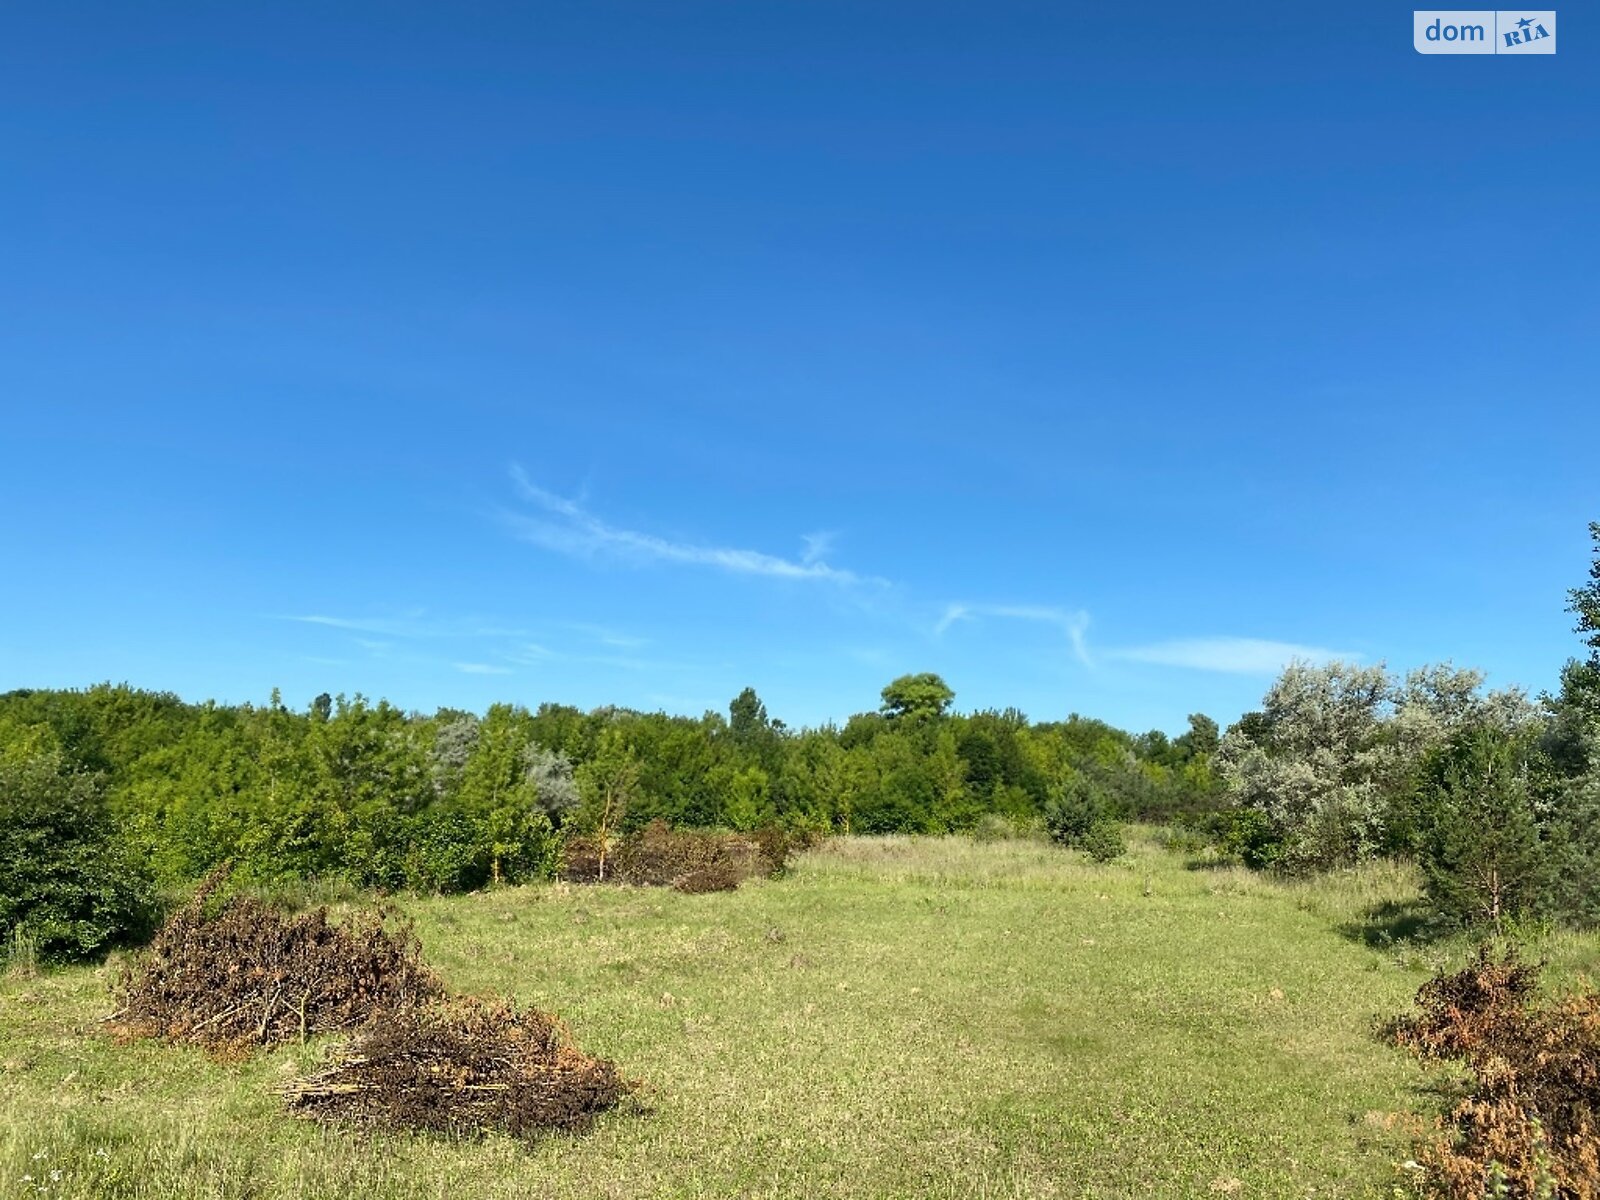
<box><xmin>1180</xmin><ymin>855</ymin><xmax>1243</xmax><ymax>872</ymax></box>
<box><xmin>1338</xmin><ymin>898</ymin><xmax>1444</xmax><ymax>949</ymax></box>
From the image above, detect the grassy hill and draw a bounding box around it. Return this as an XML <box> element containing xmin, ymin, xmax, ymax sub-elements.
<box><xmin>5</xmin><ymin>833</ymin><xmax>1598</xmax><ymax>1199</ymax></box>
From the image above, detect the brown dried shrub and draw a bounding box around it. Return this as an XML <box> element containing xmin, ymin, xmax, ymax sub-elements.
<box><xmin>671</xmin><ymin>858</ymin><xmax>746</xmax><ymax>894</ymax></box>
<box><xmin>108</xmin><ymin>866</ymin><xmax>443</xmax><ymax>1057</ymax></box>
<box><xmin>617</xmin><ymin>820</ymin><xmax>722</xmax><ymax>885</ymax></box>
<box><xmin>279</xmin><ymin>995</ymin><xmax>633</xmax><ymax>1138</ymax></box>
<box><xmin>558</xmin><ymin>834</ymin><xmax>608</xmax><ymax>883</ymax></box>
<box><xmin>752</xmin><ymin>824</ymin><xmax>815</xmax><ymax>876</ymax></box>
<box><xmin>1390</xmin><ymin>944</ymin><xmax>1600</xmax><ymax>1199</ymax></box>
<box><xmin>559</xmin><ymin>820</ymin><xmax>784</xmax><ymax>891</ymax></box>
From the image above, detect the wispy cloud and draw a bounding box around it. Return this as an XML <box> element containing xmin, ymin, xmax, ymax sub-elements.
<box><xmin>1106</xmin><ymin>637</ymin><xmax>1359</xmax><ymax>674</ymax></box>
<box><xmin>562</xmin><ymin>621</ymin><xmax>650</xmax><ymax>649</ymax></box>
<box><xmin>506</xmin><ymin>466</ymin><xmax>881</xmax><ymax>586</ymax></box>
<box><xmin>800</xmin><ymin>531</ymin><xmax>836</xmax><ymax>565</ymax></box>
<box><xmin>454</xmin><ymin>661</ymin><xmax>513</xmax><ymax>676</ymax></box>
<box><xmin>277</xmin><ymin>601</ymin><xmax>727</xmax><ymax>687</ymax></box>
<box><xmin>937</xmin><ymin>603</ymin><xmax>1092</xmax><ymax>666</ymax></box>
<box><xmin>281</xmin><ymin>613</ymin><xmax>525</xmax><ymax>640</ymax></box>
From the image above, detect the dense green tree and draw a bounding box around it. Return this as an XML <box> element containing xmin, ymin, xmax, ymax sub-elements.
<box><xmin>1538</xmin><ymin>522</ymin><xmax>1600</xmax><ymax>923</ymax></box>
<box><xmin>722</xmin><ymin>764</ymin><xmax>770</xmax><ymax>831</ymax></box>
<box><xmin>1569</xmin><ymin>521</ymin><xmax>1600</xmax><ymax>666</ymax></box>
<box><xmin>1418</xmin><ymin>726</ymin><xmax>1548</xmax><ymax>930</ymax></box>
<box><xmin>0</xmin><ymin>736</ymin><xmax>158</xmax><ymax>962</ymax></box>
<box><xmin>572</xmin><ymin>730</ymin><xmax>640</xmax><ymax>880</ymax></box>
<box><xmin>1043</xmin><ymin>773</ymin><xmax>1105</xmax><ymax>847</ymax></box>
<box><xmin>879</xmin><ymin>673</ymin><xmax>955</xmax><ymax>723</ymax></box>
<box><xmin>1175</xmin><ymin>713</ymin><xmax>1220</xmax><ymax>761</ymax></box>
<box><xmin>729</xmin><ymin>687</ymin><xmax>772</xmax><ymax>749</ymax></box>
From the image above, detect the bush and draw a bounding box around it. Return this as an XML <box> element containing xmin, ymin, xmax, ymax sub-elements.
<box><xmin>752</xmin><ymin>824</ymin><xmax>807</xmax><ymax>875</ymax></box>
<box><xmin>402</xmin><ymin>807</ymin><xmax>491</xmax><ymax>893</ymax></box>
<box><xmin>1081</xmin><ymin>819</ymin><xmax>1127</xmax><ymax>863</ymax></box>
<box><xmin>0</xmin><ymin>749</ymin><xmax>159</xmax><ymax>962</ymax></box>
<box><xmin>1043</xmin><ymin>775</ymin><xmax>1103</xmax><ymax>847</ymax></box>
<box><xmin>1219</xmin><ymin>807</ymin><xmax>1282</xmax><ymax>870</ymax></box>
<box><xmin>672</xmin><ymin>859</ymin><xmax>747</xmax><ymax>894</ymax></box>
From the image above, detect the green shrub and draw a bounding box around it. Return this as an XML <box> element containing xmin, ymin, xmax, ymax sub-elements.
<box><xmin>402</xmin><ymin>808</ymin><xmax>491</xmax><ymax>893</ymax></box>
<box><xmin>0</xmin><ymin>749</ymin><xmax>160</xmax><ymax>962</ymax></box>
<box><xmin>1418</xmin><ymin>727</ymin><xmax>1549</xmax><ymax>930</ymax></box>
<box><xmin>1153</xmin><ymin>826</ymin><xmax>1208</xmax><ymax>855</ymax></box>
<box><xmin>1081</xmin><ymin>819</ymin><xmax>1127</xmax><ymax>863</ymax></box>
<box><xmin>1043</xmin><ymin>775</ymin><xmax>1103</xmax><ymax>847</ymax></box>
<box><xmin>1220</xmin><ymin>807</ymin><xmax>1282</xmax><ymax>870</ymax></box>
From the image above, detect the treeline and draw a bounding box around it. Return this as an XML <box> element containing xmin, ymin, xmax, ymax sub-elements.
<box><xmin>9</xmin><ymin>523</ymin><xmax>1598</xmax><ymax>962</ymax></box>
<box><xmin>0</xmin><ymin>670</ymin><xmax>1223</xmax><ymax>959</ymax></box>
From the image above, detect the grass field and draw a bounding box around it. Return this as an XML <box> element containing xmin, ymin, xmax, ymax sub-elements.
<box><xmin>5</xmin><ymin>833</ymin><xmax>1600</xmax><ymax>1199</ymax></box>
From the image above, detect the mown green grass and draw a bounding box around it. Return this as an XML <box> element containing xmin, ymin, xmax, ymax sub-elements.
<box><xmin>4</xmin><ymin>833</ymin><xmax>1597</xmax><ymax>1199</ymax></box>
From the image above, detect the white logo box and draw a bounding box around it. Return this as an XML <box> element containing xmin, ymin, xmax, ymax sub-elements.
<box><xmin>1414</xmin><ymin>10</ymin><xmax>1556</xmax><ymax>53</ymax></box>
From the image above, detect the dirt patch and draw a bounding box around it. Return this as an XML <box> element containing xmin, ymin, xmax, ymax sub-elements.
<box><xmin>279</xmin><ymin>995</ymin><xmax>633</xmax><ymax>1138</ymax></box>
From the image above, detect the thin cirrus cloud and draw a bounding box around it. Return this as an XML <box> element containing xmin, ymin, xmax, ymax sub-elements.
<box><xmin>453</xmin><ymin>662</ymin><xmax>512</xmax><ymax>676</ymax></box>
<box><xmin>276</xmin><ymin>608</ymin><xmax>674</xmax><ymax>676</ymax></box>
<box><xmin>1105</xmin><ymin>637</ymin><xmax>1359</xmax><ymax>674</ymax></box>
<box><xmin>937</xmin><ymin>603</ymin><xmax>1092</xmax><ymax>666</ymax></box>
<box><xmin>506</xmin><ymin>466</ymin><xmax>882</xmax><ymax>586</ymax></box>
<box><xmin>561</xmin><ymin>621</ymin><xmax>650</xmax><ymax>650</ymax></box>
<box><xmin>504</xmin><ymin>642</ymin><xmax>708</xmax><ymax>674</ymax></box>
<box><xmin>280</xmin><ymin>613</ymin><xmax>526</xmax><ymax>640</ymax></box>
<box><xmin>936</xmin><ymin>610</ymin><xmax>1355</xmax><ymax>676</ymax></box>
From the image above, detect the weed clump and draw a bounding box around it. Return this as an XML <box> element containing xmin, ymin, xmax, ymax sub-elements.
<box><xmin>279</xmin><ymin>995</ymin><xmax>633</xmax><ymax>1138</ymax></box>
<box><xmin>108</xmin><ymin>867</ymin><xmax>443</xmax><ymax>1056</ymax></box>
<box><xmin>1389</xmin><ymin>944</ymin><xmax>1600</xmax><ymax>1199</ymax></box>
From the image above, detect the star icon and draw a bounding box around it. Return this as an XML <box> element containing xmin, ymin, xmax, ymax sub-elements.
<box><xmin>1517</xmin><ymin>16</ymin><xmax>1533</xmax><ymax>28</ymax></box>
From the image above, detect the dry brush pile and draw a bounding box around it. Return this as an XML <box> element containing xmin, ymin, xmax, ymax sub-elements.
<box><xmin>106</xmin><ymin>866</ymin><xmax>632</xmax><ymax>1140</ymax></box>
<box><xmin>279</xmin><ymin>995</ymin><xmax>631</xmax><ymax>1135</ymax></box>
<box><xmin>107</xmin><ymin>868</ymin><xmax>443</xmax><ymax>1056</ymax></box>
<box><xmin>560</xmin><ymin>819</ymin><xmax>809</xmax><ymax>892</ymax></box>
<box><xmin>1390</xmin><ymin>944</ymin><xmax>1600</xmax><ymax>1199</ymax></box>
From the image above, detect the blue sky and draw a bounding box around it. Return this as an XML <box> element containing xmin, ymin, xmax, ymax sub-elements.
<box><xmin>1</xmin><ymin>2</ymin><xmax>1595</xmax><ymax>733</ymax></box>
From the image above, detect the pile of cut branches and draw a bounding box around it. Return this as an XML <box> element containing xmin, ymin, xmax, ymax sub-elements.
<box><xmin>107</xmin><ymin>865</ymin><xmax>633</xmax><ymax>1139</ymax></box>
<box><xmin>107</xmin><ymin>866</ymin><xmax>442</xmax><ymax>1055</ymax></box>
<box><xmin>279</xmin><ymin>995</ymin><xmax>633</xmax><ymax>1137</ymax></box>
<box><xmin>561</xmin><ymin>819</ymin><xmax>806</xmax><ymax>892</ymax></box>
